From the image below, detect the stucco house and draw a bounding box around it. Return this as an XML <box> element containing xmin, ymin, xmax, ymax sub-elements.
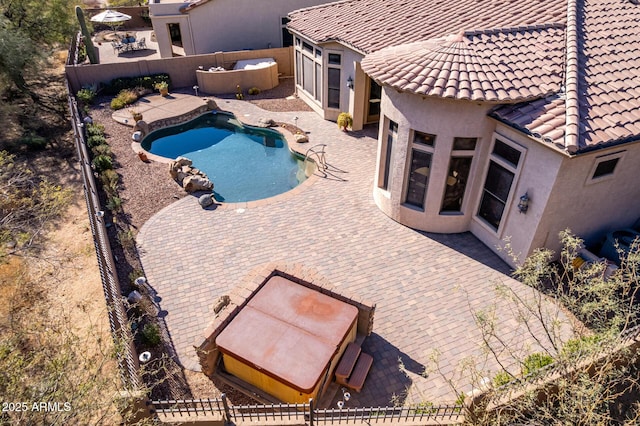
<box><xmin>147</xmin><ymin>0</ymin><xmax>337</xmax><ymax>58</ymax></box>
<box><xmin>288</xmin><ymin>0</ymin><xmax>640</xmax><ymax>266</ymax></box>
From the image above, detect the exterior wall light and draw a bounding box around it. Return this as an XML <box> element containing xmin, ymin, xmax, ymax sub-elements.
<box><xmin>346</xmin><ymin>76</ymin><xmax>354</xmax><ymax>89</ymax></box>
<box><xmin>518</xmin><ymin>192</ymin><xmax>530</xmax><ymax>214</ymax></box>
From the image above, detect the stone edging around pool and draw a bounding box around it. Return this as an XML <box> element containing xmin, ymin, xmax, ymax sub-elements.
<box><xmin>123</xmin><ymin>102</ymin><xmax>320</xmax><ymax>211</ymax></box>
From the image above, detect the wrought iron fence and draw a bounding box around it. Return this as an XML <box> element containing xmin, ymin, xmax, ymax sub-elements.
<box><xmin>67</xmin><ymin>86</ymin><xmax>141</xmax><ymax>391</ymax></box>
<box><xmin>149</xmin><ymin>395</ymin><xmax>465</xmax><ymax>425</ymax></box>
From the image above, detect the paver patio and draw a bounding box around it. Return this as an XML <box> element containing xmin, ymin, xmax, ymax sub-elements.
<box><xmin>137</xmin><ymin>96</ymin><xmax>569</xmax><ymax>406</ymax></box>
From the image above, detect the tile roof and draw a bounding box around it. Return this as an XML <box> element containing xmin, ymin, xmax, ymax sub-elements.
<box><xmin>492</xmin><ymin>0</ymin><xmax>640</xmax><ymax>152</ymax></box>
<box><xmin>288</xmin><ymin>0</ymin><xmax>567</xmax><ymax>54</ymax></box>
<box><xmin>291</xmin><ymin>0</ymin><xmax>640</xmax><ymax>153</ymax></box>
<box><xmin>361</xmin><ymin>25</ymin><xmax>565</xmax><ymax>102</ymax></box>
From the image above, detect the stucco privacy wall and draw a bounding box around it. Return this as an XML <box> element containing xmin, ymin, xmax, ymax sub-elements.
<box><xmin>532</xmin><ymin>142</ymin><xmax>640</xmax><ymax>256</ymax></box>
<box><xmin>150</xmin><ymin>0</ymin><xmax>337</xmax><ymax>57</ymax></box>
<box><xmin>373</xmin><ymin>88</ymin><xmax>496</xmax><ymax>233</ymax></box>
<box><xmin>469</xmin><ymin>124</ymin><xmax>564</xmax><ymax>266</ymax></box>
<box><xmin>65</xmin><ymin>47</ymin><xmax>292</xmax><ymax>93</ymax></box>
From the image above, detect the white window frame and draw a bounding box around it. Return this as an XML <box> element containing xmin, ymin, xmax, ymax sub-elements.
<box><xmin>294</xmin><ymin>37</ymin><xmax>322</xmax><ymax>104</ymax></box>
<box><xmin>326</xmin><ymin>50</ymin><xmax>342</xmax><ymax>110</ymax></box>
<box><xmin>402</xmin><ymin>129</ymin><xmax>436</xmax><ymax>211</ymax></box>
<box><xmin>440</xmin><ymin>137</ymin><xmax>478</xmax><ymax>215</ymax></box>
<box><xmin>475</xmin><ymin>134</ymin><xmax>526</xmax><ymax>235</ymax></box>
<box><xmin>377</xmin><ymin>117</ymin><xmax>398</xmax><ymax>191</ymax></box>
<box><xmin>586</xmin><ymin>150</ymin><xmax>626</xmax><ymax>185</ymax></box>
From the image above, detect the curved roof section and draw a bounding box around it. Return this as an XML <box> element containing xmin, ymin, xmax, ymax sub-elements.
<box><xmin>361</xmin><ymin>25</ymin><xmax>565</xmax><ymax>102</ymax></box>
<box><xmin>492</xmin><ymin>0</ymin><xmax>640</xmax><ymax>152</ymax></box>
<box><xmin>288</xmin><ymin>0</ymin><xmax>567</xmax><ymax>54</ymax></box>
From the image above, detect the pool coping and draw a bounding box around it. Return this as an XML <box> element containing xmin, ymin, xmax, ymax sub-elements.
<box><xmin>117</xmin><ymin>96</ymin><xmax>321</xmax><ymax>210</ymax></box>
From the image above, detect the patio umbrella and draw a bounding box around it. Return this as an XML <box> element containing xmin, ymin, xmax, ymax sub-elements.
<box><xmin>90</xmin><ymin>9</ymin><xmax>132</xmax><ymax>34</ymax></box>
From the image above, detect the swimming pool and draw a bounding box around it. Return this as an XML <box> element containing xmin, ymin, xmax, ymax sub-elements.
<box><xmin>141</xmin><ymin>112</ymin><xmax>307</xmax><ymax>202</ymax></box>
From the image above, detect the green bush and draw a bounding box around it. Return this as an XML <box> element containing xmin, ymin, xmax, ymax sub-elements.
<box><xmin>248</xmin><ymin>87</ymin><xmax>260</xmax><ymax>95</ymax></box>
<box><xmin>87</xmin><ymin>134</ymin><xmax>106</xmax><ymax>148</ymax></box>
<box><xmin>20</xmin><ymin>133</ymin><xmax>47</xmax><ymax>150</ymax></box>
<box><xmin>117</xmin><ymin>229</ymin><xmax>135</xmax><ymax>249</ymax></box>
<box><xmin>561</xmin><ymin>335</ymin><xmax>603</xmax><ymax>357</ymax></box>
<box><xmin>493</xmin><ymin>371</ymin><xmax>512</xmax><ymax>387</ymax></box>
<box><xmin>100</xmin><ymin>169</ymin><xmax>119</xmax><ymax>193</ymax></box>
<box><xmin>103</xmin><ymin>74</ymin><xmax>171</xmax><ymax>96</ymax></box>
<box><xmin>77</xmin><ymin>88</ymin><xmax>96</xmax><ymax>104</ymax></box>
<box><xmin>141</xmin><ymin>323</ymin><xmax>161</xmax><ymax>346</ymax></box>
<box><xmin>106</xmin><ymin>195</ymin><xmax>123</xmax><ymax>212</ymax></box>
<box><xmin>92</xmin><ymin>155</ymin><xmax>113</xmax><ymax>173</ymax></box>
<box><xmin>86</xmin><ymin>123</ymin><xmax>105</xmax><ymax>137</ymax></box>
<box><xmin>522</xmin><ymin>353</ymin><xmax>554</xmax><ymax>376</ymax></box>
<box><xmin>91</xmin><ymin>144</ymin><xmax>111</xmax><ymax>157</ymax></box>
<box><xmin>110</xmin><ymin>89</ymin><xmax>138</xmax><ymax>110</ymax></box>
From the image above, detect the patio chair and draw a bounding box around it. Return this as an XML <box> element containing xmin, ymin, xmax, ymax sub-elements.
<box><xmin>136</xmin><ymin>37</ymin><xmax>146</xmax><ymax>50</ymax></box>
<box><xmin>111</xmin><ymin>41</ymin><xmax>126</xmax><ymax>54</ymax></box>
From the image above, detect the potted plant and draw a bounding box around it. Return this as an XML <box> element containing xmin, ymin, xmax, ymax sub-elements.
<box><xmin>337</xmin><ymin>112</ymin><xmax>353</xmax><ymax>132</ymax></box>
<box><xmin>130</xmin><ymin>109</ymin><xmax>143</xmax><ymax>122</ymax></box>
<box><xmin>154</xmin><ymin>81</ymin><xmax>169</xmax><ymax>97</ymax></box>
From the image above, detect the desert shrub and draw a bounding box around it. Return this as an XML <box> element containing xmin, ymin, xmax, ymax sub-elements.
<box><xmin>561</xmin><ymin>335</ymin><xmax>603</xmax><ymax>358</ymax></box>
<box><xmin>100</xmin><ymin>169</ymin><xmax>119</xmax><ymax>193</ymax></box>
<box><xmin>248</xmin><ymin>87</ymin><xmax>260</xmax><ymax>95</ymax></box>
<box><xmin>117</xmin><ymin>229</ymin><xmax>135</xmax><ymax>249</ymax></box>
<box><xmin>110</xmin><ymin>89</ymin><xmax>138</xmax><ymax>110</ymax></box>
<box><xmin>493</xmin><ymin>371</ymin><xmax>513</xmax><ymax>387</ymax></box>
<box><xmin>85</xmin><ymin>123</ymin><xmax>105</xmax><ymax>137</ymax></box>
<box><xmin>86</xmin><ymin>134</ymin><xmax>106</xmax><ymax>148</ymax></box>
<box><xmin>141</xmin><ymin>323</ymin><xmax>161</xmax><ymax>346</ymax></box>
<box><xmin>77</xmin><ymin>87</ymin><xmax>96</xmax><ymax>104</ymax></box>
<box><xmin>91</xmin><ymin>144</ymin><xmax>111</xmax><ymax>157</ymax></box>
<box><xmin>106</xmin><ymin>195</ymin><xmax>123</xmax><ymax>212</ymax></box>
<box><xmin>91</xmin><ymin>155</ymin><xmax>113</xmax><ymax>173</ymax></box>
<box><xmin>522</xmin><ymin>353</ymin><xmax>554</xmax><ymax>376</ymax></box>
<box><xmin>103</xmin><ymin>74</ymin><xmax>171</xmax><ymax>96</ymax></box>
<box><xmin>20</xmin><ymin>132</ymin><xmax>47</xmax><ymax>150</ymax></box>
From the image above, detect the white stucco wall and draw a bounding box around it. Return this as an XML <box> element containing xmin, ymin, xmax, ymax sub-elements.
<box><xmin>293</xmin><ymin>39</ymin><xmax>364</xmax><ymax>123</ymax></box>
<box><xmin>373</xmin><ymin>88</ymin><xmax>497</xmax><ymax>233</ymax></box>
<box><xmin>468</xmin><ymin>124</ymin><xmax>565</xmax><ymax>265</ymax></box>
<box><xmin>532</xmin><ymin>142</ymin><xmax>640</xmax><ymax>256</ymax></box>
<box><xmin>151</xmin><ymin>0</ymin><xmax>336</xmax><ymax>57</ymax></box>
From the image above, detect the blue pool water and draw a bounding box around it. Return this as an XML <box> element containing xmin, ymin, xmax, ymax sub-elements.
<box><xmin>142</xmin><ymin>112</ymin><xmax>307</xmax><ymax>202</ymax></box>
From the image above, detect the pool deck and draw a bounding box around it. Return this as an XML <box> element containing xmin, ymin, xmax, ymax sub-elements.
<box><xmin>136</xmin><ymin>95</ymin><xmax>569</xmax><ymax>406</ymax></box>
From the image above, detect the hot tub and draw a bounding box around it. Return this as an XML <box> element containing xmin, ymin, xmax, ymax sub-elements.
<box><xmin>215</xmin><ymin>276</ymin><xmax>358</xmax><ymax>403</ymax></box>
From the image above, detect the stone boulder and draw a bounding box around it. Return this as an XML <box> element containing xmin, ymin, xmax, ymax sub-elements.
<box><xmin>205</xmin><ymin>99</ymin><xmax>218</xmax><ymax>111</ymax></box>
<box><xmin>257</xmin><ymin>117</ymin><xmax>276</xmax><ymax>128</ymax></box>
<box><xmin>294</xmin><ymin>133</ymin><xmax>309</xmax><ymax>143</ymax></box>
<box><xmin>169</xmin><ymin>157</ymin><xmax>194</xmax><ymax>179</ymax></box>
<box><xmin>134</xmin><ymin>120</ymin><xmax>149</xmax><ymax>136</ymax></box>
<box><xmin>198</xmin><ymin>193</ymin><xmax>215</xmax><ymax>208</ymax></box>
<box><xmin>183</xmin><ymin>175</ymin><xmax>214</xmax><ymax>192</ymax></box>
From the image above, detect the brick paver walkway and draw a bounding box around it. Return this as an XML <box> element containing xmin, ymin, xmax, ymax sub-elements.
<box><xmin>137</xmin><ymin>97</ymin><xmax>567</xmax><ymax>406</ymax></box>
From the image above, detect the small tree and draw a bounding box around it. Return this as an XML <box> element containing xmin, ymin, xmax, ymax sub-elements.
<box><xmin>427</xmin><ymin>231</ymin><xmax>640</xmax><ymax>425</ymax></box>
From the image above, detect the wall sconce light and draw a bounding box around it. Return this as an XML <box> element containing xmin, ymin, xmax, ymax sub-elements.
<box><xmin>517</xmin><ymin>192</ymin><xmax>530</xmax><ymax>214</ymax></box>
<box><xmin>346</xmin><ymin>76</ymin><xmax>354</xmax><ymax>89</ymax></box>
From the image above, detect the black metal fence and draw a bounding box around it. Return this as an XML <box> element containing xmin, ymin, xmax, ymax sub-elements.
<box><xmin>149</xmin><ymin>395</ymin><xmax>465</xmax><ymax>425</ymax></box>
<box><xmin>67</xmin><ymin>86</ymin><xmax>142</xmax><ymax>392</ymax></box>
